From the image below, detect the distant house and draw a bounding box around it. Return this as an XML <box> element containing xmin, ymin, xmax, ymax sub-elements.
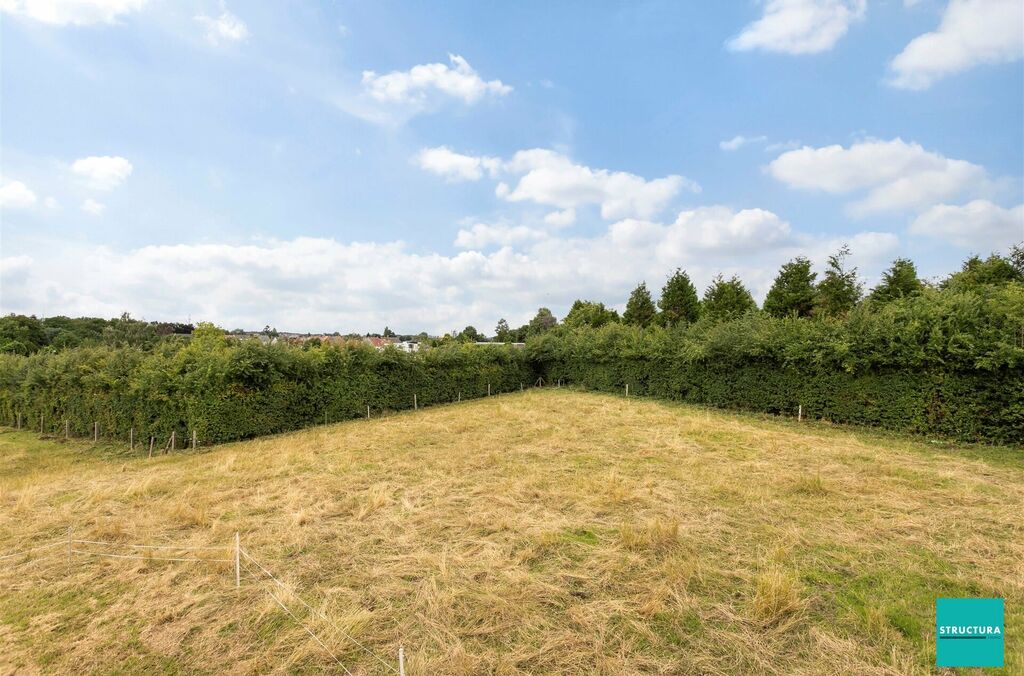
<box><xmin>395</xmin><ymin>341</ymin><xmax>420</xmax><ymax>353</ymax></box>
<box><xmin>475</xmin><ymin>341</ymin><xmax>526</xmax><ymax>348</ymax></box>
<box><xmin>365</xmin><ymin>336</ymin><xmax>398</xmax><ymax>349</ymax></box>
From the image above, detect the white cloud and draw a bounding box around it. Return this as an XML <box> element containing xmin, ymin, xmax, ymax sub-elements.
<box><xmin>0</xmin><ymin>210</ymin><xmax>897</xmax><ymax>333</ymax></box>
<box><xmin>71</xmin><ymin>155</ymin><xmax>133</xmax><ymax>190</ymax></box>
<box><xmin>727</xmin><ymin>0</ymin><xmax>866</xmax><ymax>55</ymax></box>
<box><xmin>414</xmin><ymin>146</ymin><xmax>500</xmax><ymax>182</ymax></box>
<box><xmin>544</xmin><ymin>208</ymin><xmax>576</xmax><ymax>227</ymax></box>
<box><xmin>81</xmin><ymin>198</ymin><xmax>106</xmax><ymax>215</ymax></box>
<box><xmin>767</xmin><ymin>138</ymin><xmax>994</xmax><ymax>214</ymax></box>
<box><xmin>0</xmin><ymin>0</ymin><xmax>145</xmax><ymax>25</ymax></box>
<box><xmin>889</xmin><ymin>0</ymin><xmax>1024</xmax><ymax>90</ymax></box>
<box><xmin>362</xmin><ymin>54</ymin><xmax>511</xmax><ymax>105</ymax></box>
<box><xmin>416</xmin><ymin>147</ymin><xmax>699</xmax><ymax>221</ymax></box>
<box><xmin>454</xmin><ymin>223</ymin><xmax>547</xmax><ymax>249</ymax></box>
<box><xmin>910</xmin><ymin>200</ymin><xmax>1023</xmax><ymax>248</ymax></box>
<box><xmin>195</xmin><ymin>8</ymin><xmax>249</xmax><ymax>45</ymax></box>
<box><xmin>0</xmin><ymin>180</ymin><xmax>38</xmax><ymax>209</ymax></box>
<box><xmin>720</xmin><ymin>135</ymin><xmax>767</xmax><ymax>151</ymax></box>
<box><xmin>501</xmin><ymin>149</ymin><xmax>700</xmax><ymax>220</ymax></box>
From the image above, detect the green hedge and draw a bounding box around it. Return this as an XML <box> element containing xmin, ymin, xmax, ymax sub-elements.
<box><xmin>0</xmin><ymin>334</ymin><xmax>536</xmax><ymax>445</ymax></box>
<box><xmin>1</xmin><ymin>284</ymin><xmax>1021</xmax><ymax>447</ymax></box>
<box><xmin>527</xmin><ymin>285</ymin><xmax>1024</xmax><ymax>444</ymax></box>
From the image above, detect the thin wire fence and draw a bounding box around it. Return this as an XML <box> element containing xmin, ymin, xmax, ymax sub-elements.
<box><xmin>0</xmin><ymin>531</ymin><xmax>403</xmax><ymax>673</ymax></box>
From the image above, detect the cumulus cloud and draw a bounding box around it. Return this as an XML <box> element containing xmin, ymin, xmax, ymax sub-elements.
<box><xmin>414</xmin><ymin>146</ymin><xmax>500</xmax><ymax>182</ymax></box>
<box><xmin>727</xmin><ymin>0</ymin><xmax>866</xmax><ymax>55</ymax></box>
<box><xmin>71</xmin><ymin>155</ymin><xmax>133</xmax><ymax>190</ymax></box>
<box><xmin>889</xmin><ymin>0</ymin><xmax>1024</xmax><ymax>90</ymax></box>
<box><xmin>362</xmin><ymin>54</ymin><xmax>511</xmax><ymax>106</ymax></box>
<box><xmin>0</xmin><ymin>206</ymin><xmax>898</xmax><ymax>333</ymax></box>
<box><xmin>0</xmin><ymin>180</ymin><xmax>38</xmax><ymax>209</ymax></box>
<box><xmin>0</xmin><ymin>0</ymin><xmax>145</xmax><ymax>25</ymax></box>
<box><xmin>720</xmin><ymin>135</ymin><xmax>767</xmax><ymax>151</ymax></box>
<box><xmin>195</xmin><ymin>7</ymin><xmax>249</xmax><ymax>45</ymax></box>
<box><xmin>417</xmin><ymin>147</ymin><xmax>699</xmax><ymax>221</ymax></box>
<box><xmin>80</xmin><ymin>198</ymin><xmax>106</xmax><ymax>215</ymax></box>
<box><xmin>544</xmin><ymin>208</ymin><xmax>576</xmax><ymax>227</ymax></box>
<box><xmin>453</xmin><ymin>223</ymin><xmax>547</xmax><ymax>249</ymax></box>
<box><xmin>910</xmin><ymin>200</ymin><xmax>1023</xmax><ymax>249</ymax></box>
<box><xmin>767</xmin><ymin>138</ymin><xmax>994</xmax><ymax>214</ymax></box>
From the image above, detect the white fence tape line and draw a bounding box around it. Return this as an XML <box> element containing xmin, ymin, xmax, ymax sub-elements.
<box><xmin>240</xmin><ymin>548</ymin><xmax>398</xmax><ymax>674</ymax></box>
<box><xmin>263</xmin><ymin>584</ymin><xmax>355</xmax><ymax>675</ymax></box>
<box><xmin>71</xmin><ymin>538</ymin><xmax>231</xmax><ymax>551</ymax></box>
<box><xmin>0</xmin><ymin>539</ymin><xmax>65</xmax><ymax>561</ymax></box>
<box><xmin>70</xmin><ymin>549</ymin><xmax>232</xmax><ymax>563</ymax></box>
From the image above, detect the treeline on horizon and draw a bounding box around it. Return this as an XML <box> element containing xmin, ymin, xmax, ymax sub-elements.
<box><xmin>0</xmin><ymin>245</ymin><xmax>1022</xmax><ymax>444</ymax></box>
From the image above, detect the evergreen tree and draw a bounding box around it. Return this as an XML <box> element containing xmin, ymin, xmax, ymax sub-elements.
<box><xmin>527</xmin><ymin>308</ymin><xmax>557</xmax><ymax>335</ymax></box>
<box><xmin>814</xmin><ymin>245</ymin><xmax>862</xmax><ymax>317</ymax></box>
<box><xmin>869</xmin><ymin>258</ymin><xmax>923</xmax><ymax>303</ymax></box>
<box><xmin>763</xmin><ymin>257</ymin><xmax>817</xmax><ymax>318</ymax></box>
<box><xmin>702</xmin><ymin>275</ymin><xmax>757</xmax><ymax>320</ymax></box>
<box><xmin>658</xmin><ymin>268</ymin><xmax>700</xmax><ymax>326</ymax></box>
<box><xmin>623</xmin><ymin>282</ymin><xmax>657</xmax><ymax>327</ymax></box>
<box><xmin>494</xmin><ymin>318</ymin><xmax>511</xmax><ymax>342</ymax></box>
<box><xmin>942</xmin><ymin>252</ymin><xmax>1024</xmax><ymax>290</ymax></box>
<box><xmin>382</xmin><ymin>326</ymin><xmax>396</xmax><ymax>337</ymax></box>
<box><xmin>563</xmin><ymin>300</ymin><xmax>620</xmax><ymax>328</ymax></box>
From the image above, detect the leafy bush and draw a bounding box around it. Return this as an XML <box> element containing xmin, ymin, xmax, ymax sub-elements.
<box><xmin>0</xmin><ymin>336</ymin><xmax>535</xmax><ymax>445</ymax></box>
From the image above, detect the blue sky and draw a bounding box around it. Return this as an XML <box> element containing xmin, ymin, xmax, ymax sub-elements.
<box><xmin>1</xmin><ymin>0</ymin><xmax>1022</xmax><ymax>334</ymax></box>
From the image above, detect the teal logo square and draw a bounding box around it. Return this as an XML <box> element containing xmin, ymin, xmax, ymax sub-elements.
<box><xmin>936</xmin><ymin>598</ymin><xmax>1004</xmax><ymax>667</ymax></box>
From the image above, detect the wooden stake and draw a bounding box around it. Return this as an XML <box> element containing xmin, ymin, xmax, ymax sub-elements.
<box><xmin>520</xmin><ymin>383</ymin><xmax>523</xmax><ymax>391</ymax></box>
<box><xmin>171</xmin><ymin>430</ymin><xmax>176</xmax><ymax>452</ymax></box>
<box><xmin>798</xmin><ymin>404</ymin><xmax>803</xmax><ymax>422</ymax></box>
<box><xmin>625</xmin><ymin>384</ymin><xmax>629</xmax><ymax>397</ymax></box>
<box><xmin>94</xmin><ymin>421</ymin><xmax>98</xmax><ymax>442</ymax></box>
<box><xmin>414</xmin><ymin>394</ymin><xmax>418</xmax><ymax>410</ymax></box>
<box><xmin>16</xmin><ymin>413</ymin><xmax>20</xmax><ymax>429</ymax></box>
<box><xmin>458</xmin><ymin>391</ymin><xmax>461</xmax><ymax>402</ymax></box>
<box><xmin>398</xmin><ymin>646</ymin><xmax>406</xmax><ymax>676</ymax></box>
<box><xmin>130</xmin><ymin>427</ymin><xmax>134</xmax><ymax>451</ymax></box>
<box><xmin>40</xmin><ymin>414</ymin><xmax>44</xmax><ymax>434</ymax></box>
<box><xmin>234</xmin><ymin>532</ymin><xmax>241</xmax><ymax>588</ymax></box>
<box><xmin>366</xmin><ymin>405</ymin><xmax>370</xmax><ymax>419</ymax></box>
<box><xmin>192</xmin><ymin>429</ymin><xmax>197</xmax><ymax>451</ymax></box>
<box><xmin>148</xmin><ymin>436</ymin><xmax>154</xmax><ymax>458</ymax></box>
<box><xmin>65</xmin><ymin>420</ymin><xmax>69</xmax><ymax>440</ymax></box>
<box><xmin>488</xmin><ymin>383</ymin><xmax>491</xmax><ymax>396</ymax></box>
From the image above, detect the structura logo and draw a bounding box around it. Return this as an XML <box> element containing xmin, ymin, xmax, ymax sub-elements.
<box><xmin>936</xmin><ymin>598</ymin><xmax>1004</xmax><ymax>668</ymax></box>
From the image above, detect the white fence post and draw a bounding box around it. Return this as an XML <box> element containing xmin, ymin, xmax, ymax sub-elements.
<box><xmin>798</xmin><ymin>404</ymin><xmax>803</xmax><ymax>422</ymax></box>
<box><xmin>399</xmin><ymin>646</ymin><xmax>406</xmax><ymax>676</ymax></box>
<box><xmin>625</xmin><ymin>384</ymin><xmax>629</xmax><ymax>397</ymax></box>
<box><xmin>65</xmin><ymin>420</ymin><xmax>70</xmax><ymax>440</ymax></box>
<box><xmin>414</xmin><ymin>394</ymin><xmax>418</xmax><ymax>410</ymax></box>
<box><xmin>487</xmin><ymin>383</ymin><xmax>491</xmax><ymax>396</ymax></box>
<box><xmin>130</xmin><ymin>427</ymin><xmax>134</xmax><ymax>451</ymax></box>
<box><xmin>192</xmin><ymin>429</ymin><xmax>197</xmax><ymax>451</ymax></box>
<box><xmin>94</xmin><ymin>421</ymin><xmax>98</xmax><ymax>442</ymax></box>
<box><xmin>235</xmin><ymin>532</ymin><xmax>241</xmax><ymax>588</ymax></box>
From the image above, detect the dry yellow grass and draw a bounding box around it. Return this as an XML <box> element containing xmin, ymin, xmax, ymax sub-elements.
<box><xmin>0</xmin><ymin>389</ymin><xmax>1021</xmax><ymax>674</ymax></box>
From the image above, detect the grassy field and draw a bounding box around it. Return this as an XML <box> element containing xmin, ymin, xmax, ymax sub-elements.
<box><xmin>0</xmin><ymin>389</ymin><xmax>1021</xmax><ymax>674</ymax></box>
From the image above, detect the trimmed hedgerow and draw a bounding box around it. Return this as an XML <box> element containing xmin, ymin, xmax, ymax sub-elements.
<box><xmin>527</xmin><ymin>285</ymin><xmax>1024</xmax><ymax>444</ymax></box>
<box><xmin>0</xmin><ymin>331</ymin><xmax>536</xmax><ymax>445</ymax></box>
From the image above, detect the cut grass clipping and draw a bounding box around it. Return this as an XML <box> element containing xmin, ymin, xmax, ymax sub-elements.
<box><xmin>1</xmin><ymin>389</ymin><xmax>1021</xmax><ymax>674</ymax></box>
